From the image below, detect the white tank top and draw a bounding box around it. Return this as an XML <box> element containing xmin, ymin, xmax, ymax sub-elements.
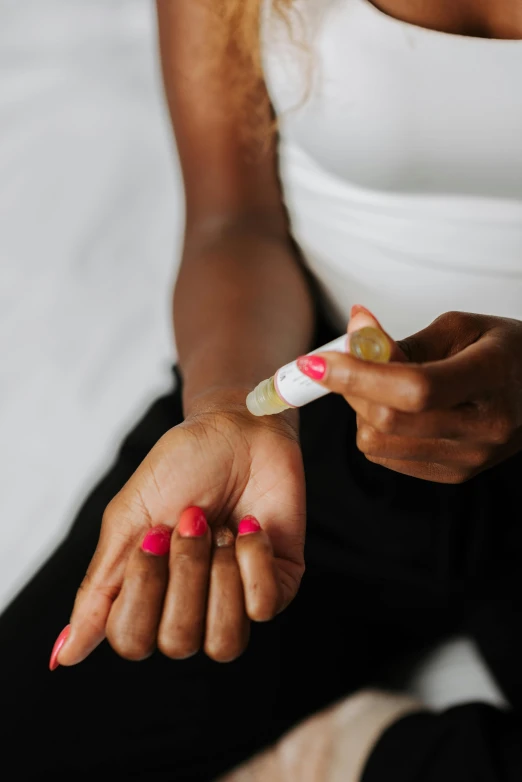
<box><xmin>261</xmin><ymin>0</ymin><xmax>522</xmax><ymax>338</ymax></box>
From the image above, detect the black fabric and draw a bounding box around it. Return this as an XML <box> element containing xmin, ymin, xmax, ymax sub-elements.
<box><xmin>363</xmin><ymin>705</ymin><xmax>522</xmax><ymax>782</ymax></box>
<box><xmin>1</xmin><ymin>357</ymin><xmax>521</xmax><ymax>779</ymax></box>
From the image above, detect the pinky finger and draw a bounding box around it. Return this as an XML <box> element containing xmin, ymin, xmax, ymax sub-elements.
<box><xmin>235</xmin><ymin>516</ymin><xmax>281</xmax><ymax>622</ymax></box>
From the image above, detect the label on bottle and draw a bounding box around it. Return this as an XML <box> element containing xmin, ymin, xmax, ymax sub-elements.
<box><xmin>274</xmin><ymin>334</ymin><xmax>349</xmax><ymax>408</ymax></box>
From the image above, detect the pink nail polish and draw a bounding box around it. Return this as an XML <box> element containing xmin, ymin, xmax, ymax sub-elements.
<box><xmin>178</xmin><ymin>506</ymin><xmax>208</xmax><ymax>538</ymax></box>
<box><xmin>238</xmin><ymin>516</ymin><xmax>261</xmax><ymax>535</ymax></box>
<box><xmin>296</xmin><ymin>355</ymin><xmax>327</xmax><ymax>381</ymax></box>
<box><xmin>141</xmin><ymin>524</ymin><xmax>172</xmax><ymax>556</ymax></box>
<box><xmin>49</xmin><ymin>624</ymin><xmax>71</xmax><ymax>671</ymax></box>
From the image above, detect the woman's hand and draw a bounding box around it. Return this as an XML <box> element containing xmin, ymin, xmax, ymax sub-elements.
<box><xmin>53</xmin><ymin>390</ymin><xmax>305</xmax><ymax>667</ymax></box>
<box><xmin>299</xmin><ymin>307</ymin><xmax>522</xmax><ymax>484</ymax></box>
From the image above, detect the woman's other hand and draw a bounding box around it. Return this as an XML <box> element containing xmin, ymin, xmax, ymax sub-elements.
<box><xmin>299</xmin><ymin>307</ymin><xmax>522</xmax><ymax>484</ymax></box>
<box><xmin>52</xmin><ymin>390</ymin><xmax>305</xmax><ymax>667</ymax></box>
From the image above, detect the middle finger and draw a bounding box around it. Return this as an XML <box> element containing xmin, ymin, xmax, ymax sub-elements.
<box><xmin>158</xmin><ymin>506</ymin><xmax>211</xmax><ymax>659</ymax></box>
<box><xmin>356</xmin><ymin>419</ymin><xmax>462</xmax><ymax>463</ymax></box>
<box><xmin>348</xmin><ymin>395</ymin><xmax>483</xmax><ymax>440</ymax></box>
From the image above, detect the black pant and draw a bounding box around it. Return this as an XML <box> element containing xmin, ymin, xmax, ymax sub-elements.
<box><xmin>1</xmin><ymin>367</ymin><xmax>521</xmax><ymax>780</ymax></box>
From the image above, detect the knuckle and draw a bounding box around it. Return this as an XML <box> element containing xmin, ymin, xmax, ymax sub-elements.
<box><xmin>171</xmin><ymin>551</ymin><xmax>207</xmax><ymax>570</ymax></box>
<box><xmin>404</xmin><ymin>372</ymin><xmax>432</xmax><ymax>412</ymax></box>
<box><xmin>436</xmin><ymin>310</ymin><xmax>461</xmax><ymax>326</ymax></box>
<box><xmin>75</xmin><ymin>573</ymin><xmax>120</xmax><ymax>606</ymax></box>
<box><xmin>371</xmin><ymin>405</ymin><xmax>397</xmax><ymax>434</ymax></box>
<box><xmin>488</xmin><ymin>414</ymin><xmax>514</xmax><ymax>445</ymax></box>
<box><xmin>364</xmin><ymin>454</ymin><xmax>384</xmax><ymax>467</ymax></box>
<box><xmin>75</xmin><ymin>574</ymin><xmax>92</xmax><ymax>597</ymax></box>
<box><xmin>463</xmin><ymin>446</ymin><xmax>491</xmax><ymax>469</ymax></box>
<box><xmin>250</xmin><ymin>594</ymin><xmax>279</xmax><ymax>623</ymax></box>
<box><xmin>157</xmin><ymin>632</ymin><xmax>200</xmax><ymax>660</ymax></box>
<box><xmin>490</xmin><ymin>342</ymin><xmax>508</xmax><ymax>369</ymax></box>
<box><xmin>484</xmin><ymin>345</ymin><xmax>512</xmax><ymax>388</ymax></box>
<box><xmin>434</xmin><ymin>310</ymin><xmax>470</xmax><ymax>333</ymax></box>
<box><xmin>102</xmin><ymin>497</ymin><xmax>119</xmax><ymax>525</ymax></box>
<box><xmin>170</xmin><ymin>551</ymin><xmax>193</xmax><ymax>568</ymax></box>
<box><xmin>107</xmin><ymin>630</ymin><xmax>155</xmax><ymax>662</ymax></box>
<box><xmin>356</xmin><ymin>425</ymin><xmax>381</xmax><ymax>455</ymax></box>
<box><xmin>336</xmin><ymin>362</ymin><xmax>354</xmax><ymax>390</ymax></box>
<box><xmin>254</xmin><ymin>607</ymin><xmax>278</xmax><ymax>623</ymax></box>
<box><xmin>204</xmin><ymin>637</ymin><xmax>246</xmax><ymax>663</ymax></box>
<box><xmin>444</xmin><ymin>467</ymin><xmax>473</xmax><ymax>484</ymax></box>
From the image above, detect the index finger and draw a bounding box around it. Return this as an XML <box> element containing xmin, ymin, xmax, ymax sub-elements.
<box><xmin>53</xmin><ymin>506</ymin><xmax>140</xmax><ymax>668</ymax></box>
<box><xmin>105</xmin><ymin>525</ymin><xmax>172</xmax><ymax>660</ymax></box>
<box><xmin>317</xmin><ymin>335</ymin><xmax>505</xmax><ymax>412</ymax></box>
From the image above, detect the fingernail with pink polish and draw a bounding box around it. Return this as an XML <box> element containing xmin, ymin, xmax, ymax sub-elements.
<box><xmin>178</xmin><ymin>506</ymin><xmax>208</xmax><ymax>538</ymax></box>
<box><xmin>296</xmin><ymin>355</ymin><xmax>327</xmax><ymax>381</ymax></box>
<box><xmin>141</xmin><ymin>524</ymin><xmax>172</xmax><ymax>556</ymax></box>
<box><xmin>49</xmin><ymin>624</ymin><xmax>71</xmax><ymax>671</ymax></box>
<box><xmin>238</xmin><ymin>516</ymin><xmax>261</xmax><ymax>535</ymax></box>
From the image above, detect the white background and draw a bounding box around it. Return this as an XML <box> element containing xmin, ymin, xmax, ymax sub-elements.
<box><xmin>0</xmin><ymin>0</ymin><xmax>182</xmax><ymax>610</ymax></box>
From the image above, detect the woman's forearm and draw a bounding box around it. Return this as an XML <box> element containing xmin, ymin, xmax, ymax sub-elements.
<box><xmin>175</xmin><ymin>222</ymin><xmax>315</xmax><ymax>414</ymax></box>
<box><xmin>156</xmin><ymin>2</ymin><xmax>315</xmax><ymax>415</ymax></box>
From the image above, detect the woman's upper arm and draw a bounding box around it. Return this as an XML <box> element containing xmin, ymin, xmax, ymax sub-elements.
<box><xmin>156</xmin><ymin>0</ymin><xmax>288</xmax><ymax>238</ymax></box>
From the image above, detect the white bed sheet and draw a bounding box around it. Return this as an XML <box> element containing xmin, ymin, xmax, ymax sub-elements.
<box><xmin>0</xmin><ymin>0</ymin><xmax>506</xmax><ymax>714</ymax></box>
<box><xmin>0</xmin><ymin>0</ymin><xmax>182</xmax><ymax>609</ymax></box>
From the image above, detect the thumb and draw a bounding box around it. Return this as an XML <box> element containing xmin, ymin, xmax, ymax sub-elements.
<box><xmin>52</xmin><ymin>501</ymin><xmax>142</xmax><ymax>669</ymax></box>
<box><xmin>348</xmin><ymin>305</ymin><xmax>407</xmax><ymax>362</ymax></box>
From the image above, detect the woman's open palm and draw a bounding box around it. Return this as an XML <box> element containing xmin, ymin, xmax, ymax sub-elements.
<box><xmin>54</xmin><ymin>406</ymin><xmax>306</xmax><ymax>666</ymax></box>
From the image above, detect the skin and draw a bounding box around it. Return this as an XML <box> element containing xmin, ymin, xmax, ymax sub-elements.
<box><xmin>57</xmin><ymin>0</ymin><xmax>314</xmax><ymax>668</ymax></box>
<box><xmin>218</xmin><ymin>690</ymin><xmax>424</xmax><ymax>782</ymax></box>
<box><xmin>320</xmin><ymin>308</ymin><xmax>522</xmax><ymax>484</ymax></box>
<box><xmin>372</xmin><ymin>0</ymin><xmax>522</xmax><ymax>39</ymax></box>
<box><xmin>56</xmin><ymin>0</ymin><xmax>522</xmax><ymax>677</ymax></box>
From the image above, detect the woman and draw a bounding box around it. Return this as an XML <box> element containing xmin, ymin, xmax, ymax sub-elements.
<box><xmin>2</xmin><ymin>0</ymin><xmax>521</xmax><ymax>778</ymax></box>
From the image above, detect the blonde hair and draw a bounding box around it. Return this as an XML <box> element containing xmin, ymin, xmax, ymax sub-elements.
<box><xmin>212</xmin><ymin>0</ymin><xmax>298</xmax><ymax>142</ymax></box>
